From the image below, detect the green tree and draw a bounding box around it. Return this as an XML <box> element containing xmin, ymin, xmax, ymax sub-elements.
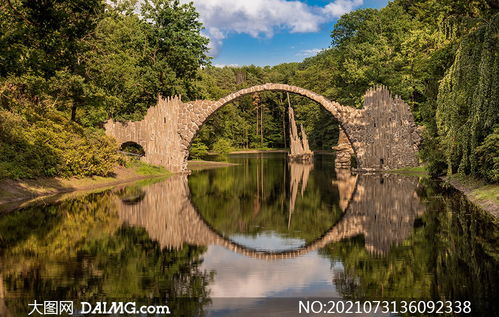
<box><xmin>436</xmin><ymin>14</ymin><xmax>498</xmax><ymax>179</ymax></box>
<box><xmin>141</xmin><ymin>0</ymin><xmax>210</xmax><ymax>99</ymax></box>
<box><xmin>0</xmin><ymin>0</ymin><xmax>105</xmax><ymax>121</ymax></box>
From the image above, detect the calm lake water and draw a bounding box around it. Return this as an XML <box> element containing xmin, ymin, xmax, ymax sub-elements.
<box><xmin>0</xmin><ymin>153</ymin><xmax>497</xmax><ymax>316</ymax></box>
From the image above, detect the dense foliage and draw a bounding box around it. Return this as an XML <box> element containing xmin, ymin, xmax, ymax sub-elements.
<box><xmin>436</xmin><ymin>15</ymin><xmax>498</xmax><ymax>181</ymax></box>
<box><xmin>192</xmin><ymin>64</ymin><xmax>340</xmax><ymax>153</ymax></box>
<box><xmin>0</xmin><ymin>83</ymin><xmax>118</xmax><ymax>178</ymax></box>
<box><xmin>0</xmin><ymin>0</ymin><xmax>209</xmax><ymax>178</ymax></box>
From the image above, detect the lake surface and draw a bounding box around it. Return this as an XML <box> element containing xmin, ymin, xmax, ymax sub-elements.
<box><xmin>0</xmin><ymin>153</ymin><xmax>497</xmax><ymax>316</ymax></box>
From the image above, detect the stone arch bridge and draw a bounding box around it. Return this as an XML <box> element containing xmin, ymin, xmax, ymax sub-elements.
<box><xmin>105</xmin><ymin>84</ymin><xmax>420</xmax><ymax>172</ymax></box>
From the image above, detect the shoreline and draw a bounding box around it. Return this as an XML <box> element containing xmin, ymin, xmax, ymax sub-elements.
<box><xmin>0</xmin><ymin>166</ymin><xmax>170</xmax><ymax>210</ymax></box>
<box><xmin>444</xmin><ymin>176</ymin><xmax>499</xmax><ymax>218</ymax></box>
<box><xmin>1</xmin><ymin>160</ymin><xmax>497</xmax><ymax>219</ymax></box>
<box><xmin>0</xmin><ymin>160</ymin><xmax>237</xmax><ymax>210</ymax></box>
<box><xmin>187</xmin><ymin>160</ymin><xmax>238</xmax><ymax>170</ymax></box>
<box><xmin>229</xmin><ymin>149</ymin><xmax>288</xmax><ymax>154</ymax></box>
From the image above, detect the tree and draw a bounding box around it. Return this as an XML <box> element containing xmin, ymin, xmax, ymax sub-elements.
<box><xmin>436</xmin><ymin>14</ymin><xmax>498</xmax><ymax>178</ymax></box>
<box><xmin>0</xmin><ymin>0</ymin><xmax>105</xmax><ymax>121</ymax></box>
<box><xmin>141</xmin><ymin>0</ymin><xmax>210</xmax><ymax>100</ymax></box>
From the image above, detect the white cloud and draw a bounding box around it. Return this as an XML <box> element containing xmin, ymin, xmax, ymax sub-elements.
<box><xmin>323</xmin><ymin>0</ymin><xmax>364</xmax><ymax>17</ymax></box>
<box><xmin>297</xmin><ymin>48</ymin><xmax>323</xmax><ymax>57</ymax></box>
<box><xmin>183</xmin><ymin>0</ymin><xmax>364</xmax><ymax>56</ymax></box>
<box><xmin>213</xmin><ymin>63</ymin><xmax>240</xmax><ymax>68</ymax></box>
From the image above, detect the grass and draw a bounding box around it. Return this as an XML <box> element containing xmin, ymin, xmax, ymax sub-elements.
<box><xmin>449</xmin><ymin>174</ymin><xmax>499</xmax><ymax>204</ymax></box>
<box><xmin>446</xmin><ymin>174</ymin><xmax>499</xmax><ymax>216</ymax></box>
<box><xmin>471</xmin><ymin>185</ymin><xmax>499</xmax><ymax>205</ymax></box>
<box><xmin>127</xmin><ymin>160</ymin><xmax>170</xmax><ymax>176</ymax></box>
<box><xmin>389</xmin><ymin>165</ymin><xmax>429</xmax><ymax>176</ymax></box>
<box><xmin>449</xmin><ymin>173</ymin><xmax>487</xmax><ymax>187</ymax></box>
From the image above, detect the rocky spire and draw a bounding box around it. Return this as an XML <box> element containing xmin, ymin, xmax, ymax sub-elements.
<box><xmin>288</xmin><ymin>106</ymin><xmax>313</xmax><ymax>162</ymax></box>
<box><xmin>300</xmin><ymin>124</ymin><xmax>311</xmax><ymax>153</ymax></box>
<box><xmin>288</xmin><ymin>106</ymin><xmax>304</xmax><ymax>155</ymax></box>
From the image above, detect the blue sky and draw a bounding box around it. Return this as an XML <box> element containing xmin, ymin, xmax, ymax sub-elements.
<box><xmin>186</xmin><ymin>0</ymin><xmax>389</xmax><ymax>66</ymax></box>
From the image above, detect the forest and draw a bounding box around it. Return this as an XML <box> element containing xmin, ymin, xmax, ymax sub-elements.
<box><xmin>0</xmin><ymin>0</ymin><xmax>497</xmax><ymax>182</ymax></box>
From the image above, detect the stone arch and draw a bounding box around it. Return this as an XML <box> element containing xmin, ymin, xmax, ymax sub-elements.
<box><xmin>178</xmin><ymin>84</ymin><xmax>362</xmax><ymax>164</ymax></box>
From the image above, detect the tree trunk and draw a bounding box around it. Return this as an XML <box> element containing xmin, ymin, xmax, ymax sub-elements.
<box><xmin>71</xmin><ymin>104</ymin><xmax>77</xmax><ymax>122</ymax></box>
<box><xmin>260</xmin><ymin>103</ymin><xmax>264</xmax><ymax>147</ymax></box>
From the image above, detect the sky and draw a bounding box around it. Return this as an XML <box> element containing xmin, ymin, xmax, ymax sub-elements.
<box><xmin>184</xmin><ymin>0</ymin><xmax>390</xmax><ymax>66</ymax></box>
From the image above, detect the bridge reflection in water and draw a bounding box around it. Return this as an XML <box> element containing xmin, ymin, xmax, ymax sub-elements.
<box><xmin>116</xmin><ymin>170</ymin><xmax>424</xmax><ymax>259</ymax></box>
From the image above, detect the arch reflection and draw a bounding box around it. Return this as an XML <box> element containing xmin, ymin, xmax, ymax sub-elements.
<box><xmin>115</xmin><ymin>170</ymin><xmax>424</xmax><ymax>259</ymax></box>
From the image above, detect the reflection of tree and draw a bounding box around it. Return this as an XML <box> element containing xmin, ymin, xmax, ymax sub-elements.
<box><xmin>0</xmin><ymin>192</ymin><xmax>119</xmax><ymax>257</ymax></box>
<box><xmin>0</xmin><ymin>271</ymin><xmax>12</xmax><ymax>317</ymax></box>
<box><xmin>0</xmin><ymin>191</ymin><xmax>212</xmax><ymax>316</ymax></box>
<box><xmin>189</xmin><ymin>154</ymin><xmax>343</xmax><ymax>243</ymax></box>
<box><xmin>321</xmin><ymin>180</ymin><xmax>499</xmax><ymax>316</ymax></box>
<box><xmin>189</xmin><ymin>157</ymin><xmax>424</xmax><ymax>255</ymax></box>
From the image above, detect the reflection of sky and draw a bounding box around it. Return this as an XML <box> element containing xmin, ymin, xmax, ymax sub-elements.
<box><xmin>200</xmin><ymin>232</ymin><xmax>346</xmax><ymax>315</ymax></box>
<box><xmin>229</xmin><ymin>231</ymin><xmax>306</xmax><ymax>251</ymax></box>
<box><xmin>201</xmin><ymin>241</ymin><xmax>342</xmax><ymax>298</ymax></box>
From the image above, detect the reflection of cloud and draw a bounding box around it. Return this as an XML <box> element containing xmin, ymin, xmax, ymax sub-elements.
<box><xmin>201</xmin><ymin>244</ymin><xmax>338</xmax><ymax>298</ymax></box>
<box><xmin>181</xmin><ymin>0</ymin><xmax>364</xmax><ymax>56</ymax></box>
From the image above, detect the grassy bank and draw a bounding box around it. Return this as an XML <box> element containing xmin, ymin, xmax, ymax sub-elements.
<box><xmin>0</xmin><ymin>160</ymin><xmax>169</xmax><ymax>207</ymax></box>
<box><xmin>445</xmin><ymin>175</ymin><xmax>499</xmax><ymax>218</ymax></box>
<box><xmin>389</xmin><ymin>166</ymin><xmax>429</xmax><ymax>177</ymax></box>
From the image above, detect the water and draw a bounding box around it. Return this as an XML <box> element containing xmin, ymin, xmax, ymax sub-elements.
<box><xmin>0</xmin><ymin>153</ymin><xmax>497</xmax><ymax>316</ymax></box>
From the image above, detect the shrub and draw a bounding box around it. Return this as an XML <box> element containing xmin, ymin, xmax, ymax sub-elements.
<box><xmin>189</xmin><ymin>140</ymin><xmax>209</xmax><ymax>159</ymax></box>
<box><xmin>0</xmin><ymin>106</ymin><xmax>118</xmax><ymax>179</ymax></box>
<box><xmin>211</xmin><ymin>138</ymin><xmax>233</xmax><ymax>154</ymax></box>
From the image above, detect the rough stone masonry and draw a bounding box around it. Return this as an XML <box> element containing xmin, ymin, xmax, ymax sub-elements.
<box><xmin>104</xmin><ymin>83</ymin><xmax>421</xmax><ymax>173</ymax></box>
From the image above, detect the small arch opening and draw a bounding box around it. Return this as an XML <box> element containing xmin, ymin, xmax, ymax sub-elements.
<box><xmin>120</xmin><ymin>141</ymin><xmax>145</xmax><ymax>157</ymax></box>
